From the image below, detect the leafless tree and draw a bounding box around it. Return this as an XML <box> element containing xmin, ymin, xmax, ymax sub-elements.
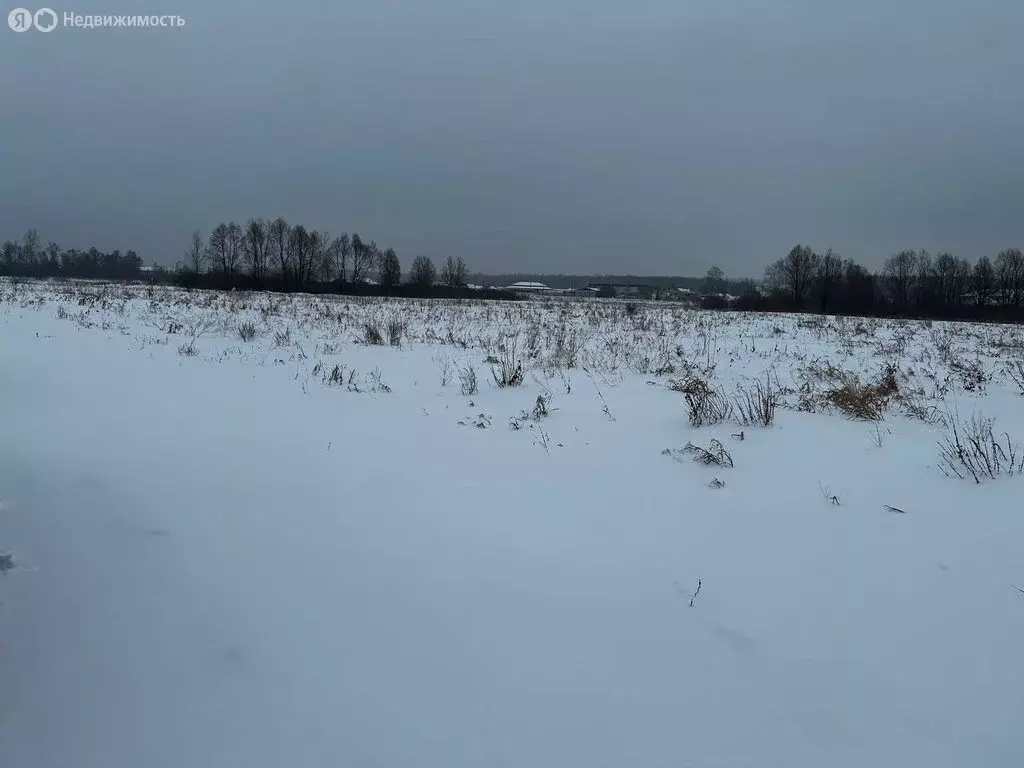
<box><xmin>184</xmin><ymin>230</ymin><xmax>204</xmax><ymax>274</ymax></box>
<box><xmin>206</xmin><ymin>224</ymin><xmax>229</xmax><ymax>274</ymax></box>
<box><xmin>378</xmin><ymin>247</ymin><xmax>401</xmax><ymax>289</ymax></box>
<box><xmin>335</xmin><ymin>233</ymin><xmax>351</xmax><ymax>282</ymax></box>
<box><xmin>44</xmin><ymin>240</ymin><xmax>61</xmax><ymax>268</ymax></box>
<box><xmin>21</xmin><ymin>228</ymin><xmax>40</xmax><ymax>264</ymax></box>
<box><xmin>883</xmin><ymin>249</ymin><xmax>919</xmax><ymax>310</ymax></box>
<box><xmin>766</xmin><ymin>244</ymin><xmax>818</xmax><ymax>307</ymax></box>
<box><xmin>349</xmin><ymin>233</ymin><xmax>377</xmax><ymax>283</ymax></box>
<box><xmin>267</xmin><ymin>218</ymin><xmax>290</xmax><ymax>281</ymax></box>
<box><xmin>287</xmin><ymin>225</ymin><xmax>313</xmax><ymax>284</ymax></box>
<box><xmin>313</xmin><ymin>232</ymin><xmax>336</xmax><ymax>283</ymax></box>
<box><xmin>934</xmin><ymin>252</ymin><xmax>972</xmax><ymax>309</ymax></box>
<box><xmin>409</xmin><ymin>255</ymin><xmax>437</xmax><ymax>289</ymax></box>
<box><xmin>440</xmin><ymin>255</ymin><xmax>469</xmax><ymax>288</ymax></box>
<box><xmin>996</xmin><ymin>248</ymin><xmax>1024</xmax><ymax>308</ymax></box>
<box><xmin>914</xmin><ymin>250</ymin><xmax>934</xmax><ymax>308</ymax></box>
<box><xmin>308</xmin><ymin>230</ymin><xmax>333</xmax><ymax>284</ymax></box>
<box><xmin>952</xmin><ymin>255</ymin><xmax>972</xmax><ymax>308</ymax></box>
<box><xmin>973</xmin><ymin>255</ymin><xmax>996</xmax><ymax>307</ymax></box>
<box><xmin>323</xmin><ymin>235</ymin><xmax>345</xmax><ymax>283</ymax></box>
<box><xmin>243</xmin><ymin>218</ymin><xmax>269</xmax><ymax>280</ymax></box>
<box><xmin>1</xmin><ymin>241</ymin><xmax>19</xmax><ymax>268</ymax></box>
<box><xmin>814</xmin><ymin>248</ymin><xmax>843</xmax><ymax>312</ymax></box>
<box><xmin>226</xmin><ymin>222</ymin><xmax>244</xmax><ymax>276</ymax></box>
<box><xmin>703</xmin><ymin>265</ymin><xmax>726</xmax><ymax>295</ymax></box>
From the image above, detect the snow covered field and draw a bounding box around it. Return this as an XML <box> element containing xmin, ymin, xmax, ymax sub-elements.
<box><xmin>2</xmin><ymin>277</ymin><xmax>1024</xmax><ymax>767</ymax></box>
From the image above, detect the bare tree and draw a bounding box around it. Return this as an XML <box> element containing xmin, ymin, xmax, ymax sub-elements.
<box><xmin>440</xmin><ymin>255</ymin><xmax>469</xmax><ymax>288</ymax></box>
<box><xmin>21</xmin><ymin>228</ymin><xmax>40</xmax><ymax>265</ymax></box>
<box><xmin>1</xmin><ymin>241</ymin><xmax>19</xmax><ymax>269</ymax></box>
<box><xmin>883</xmin><ymin>249</ymin><xmax>919</xmax><ymax>310</ymax></box>
<box><xmin>335</xmin><ymin>233</ymin><xmax>351</xmax><ymax>282</ymax></box>
<box><xmin>409</xmin><ymin>255</ymin><xmax>437</xmax><ymax>289</ymax></box>
<box><xmin>206</xmin><ymin>222</ymin><xmax>244</xmax><ymax>277</ymax></box>
<box><xmin>766</xmin><ymin>244</ymin><xmax>818</xmax><ymax>307</ymax></box>
<box><xmin>308</xmin><ymin>230</ymin><xmax>334</xmax><ymax>284</ymax></box>
<box><xmin>934</xmin><ymin>252</ymin><xmax>972</xmax><ymax>310</ymax></box>
<box><xmin>226</xmin><ymin>222</ymin><xmax>244</xmax><ymax>276</ymax></box>
<box><xmin>44</xmin><ymin>240</ymin><xmax>61</xmax><ymax>269</ymax></box>
<box><xmin>349</xmin><ymin>233</ymin><xmax>376</xmax><ymax>283</ymax></box>
<box><xmin>305</xmin><ymin>231</ymin><xmax>325</xmax><ymax>286</ymax></box>
<box><xmin>324</xmin><ymin>235</ymin><xmax>346</xmax><ymax>283</ymax></box>
<box><xmin>287</xmin><ymin>225</ymin><xmax>313</xmax><ymax>285</ymax></box>
<box><xmin>184</xmin><ymin>230</ymin><xmax>204</xmax><ymax>274</ymax></box>
<box><xmin>814</xmin><ymin>248</ymin><xmax>843</xmax><ymax>312</ymax></box>
<box><xmin>914</xmin><ymin>250</ymin><xmax>935</xmax><ymax>310</ymax></box>
<box><xmin>206</xmin><ymin>223</ymin><xmax>229</xmax><ymax>274</ymax></box>
<box><xmin>267</xmin><ymin>218</ymin><xmax>290</xmax><ymax>281</ymax></box>
<box><xmin>952</xmin><ymin>255</ymin><xmax>972</xmax><ymax>309</ymax></box>
<box><xmin>378</xmin><ymin>248</ymin><xmax>401</xmax><ymax>289</ymax></box>
<box><xmin>243</xmin><ymin>218</ymin><xmax>269</xmax><ymax>280</ymax></box>
<box><xmin>973</xmin><ymin>255</ymin><xmax>997</xmax><ymax>308</ymax></box>
<box><xmin>703</xmin><ymin>265</ymin><xmax>726</xmax><ymax>295</ymax></box>
<box><xmin>313</xmin><ymin>231</ymin><xmax>336</xmax><ymax>283</ymax></box>
<box><xmin>995</xmin><ymin>248</ymin><xmax>1024</xmax><ymax>308</ymax></box>
<box><xmin>841</xmin><ymin>258</ymin><xmax>875</xmax><ymax>312</ymax></box>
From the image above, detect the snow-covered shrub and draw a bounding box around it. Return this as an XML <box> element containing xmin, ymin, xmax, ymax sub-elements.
<box><xmin>733</xmin><ymin>376</ymin><xmax>778</xmax><ymax>427</ymax></box>
<box><xmin>938</xmin><ymin>411</ymin><xmax>1024</xmax><ymax>483</ymax></box>
<box><xmin>237</xmin><ymin>321</ymin><xmax>258</xmax><ymax>341</ymax></box>
<box><xmin>686</xmin><ymin>384</ymin><xmax>733</xmax><ymax>427</ymax></box>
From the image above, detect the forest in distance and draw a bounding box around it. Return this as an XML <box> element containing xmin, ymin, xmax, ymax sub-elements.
<box><xmin>3</xmin><ymin>221</ymin><xmax>1024</xmax><ymax>322</ymax></box>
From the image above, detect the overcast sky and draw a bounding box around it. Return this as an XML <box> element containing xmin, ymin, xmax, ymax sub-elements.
<box><xmin>2</xmin><ymin>0</ymin><xmax>1023</xmax><ymax>276</ymax></box>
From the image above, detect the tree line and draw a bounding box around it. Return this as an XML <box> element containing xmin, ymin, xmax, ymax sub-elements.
<box><xmin>5</xmin><ymin>224</ymin><xmax>1024</xmax><ymax>321</ymax></box>
<box><xmin>727</xmin><ymin>245</ymin><xmax>1024</xmax><ymax>321</ymax></box>
<box><xmin>1</xmin><ymin>223</ymin><xmax>517</xmax><ymax>300</ymax></box>
<box><xmin>1</xmin><ymin>229</ymin><xmax>143</xmax><ymax>279</ymax></box>
<box><xmin>175</xmin><ymin>218</ymin><xmax>479</xmax><ymax>296</ymax></box>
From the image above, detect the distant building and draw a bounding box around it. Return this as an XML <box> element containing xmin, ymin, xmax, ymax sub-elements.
<box><xmin>505</xmin><ymin>281</ymin><xmax>551</xmax><ymax>293</ymax></box>
<box><xmin>587</xmin><ymin>282</ymin><xmax>656</xmax><ymax>299</ymax></box>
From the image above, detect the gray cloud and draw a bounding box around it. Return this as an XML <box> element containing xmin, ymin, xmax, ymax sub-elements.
<box><xmin>2</xmin><ymin>0</ymin><xmax>1023</xmax><ymax>276</ymax></box>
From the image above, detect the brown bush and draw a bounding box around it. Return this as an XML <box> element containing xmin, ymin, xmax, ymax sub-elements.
<box><xmin>824</xmin><ymin>364</ymin><xmax>898</xmax><ymax>420</ymax></box>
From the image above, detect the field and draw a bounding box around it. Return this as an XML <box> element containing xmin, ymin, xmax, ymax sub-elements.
<box><xmin>2</xmin><ymin>278</ymin><xmax>1024</xmax><ymax>767</ymax></box>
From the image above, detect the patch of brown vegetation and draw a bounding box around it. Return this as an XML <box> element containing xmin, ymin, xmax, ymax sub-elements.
<box><xmin>824</xmin><ymin>364</ymin><xmax>899</xmax><ymax>421</ymax></box>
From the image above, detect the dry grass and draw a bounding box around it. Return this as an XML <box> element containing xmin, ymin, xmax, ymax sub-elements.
<box><xmin>16</xmin><ymin>278</ymin><xmax>1024</xmax><ymax>455</ymax></box>
<box><xmin>1006</xmin><ymin>360</ymin><xmax>1024</xmax><ymax>395</ymax></box>
<box><xmin>363</xmin><ymin>319</ymin><xmax>384</xmax><ymax>346</ymax></box>
<box><xmin>938</xmin><ymin>409</ymin><xmax>1024</xmax><ymax>483</ymax></box>
<box><xmin>237</xmin><ymin>320</ymin><xmax>258</xmax><ymax>342</ymax></box>
<box><xmin>663</xmin><ymin>440</ymin><xmax>734</xmax><ymax>468</ymax></box>
<box><xmin>667</xmin><ymin>374</ymin><xmax>712</xmax><ymax>396</ymax></box>
<box><xmin>685</xmin><ymin>383</ymin><xmax>733</xmax><ymax>427</ymax></box>
<box><xmin>733</xmin><ymin>376</ymin><xmax>778</xmax><ymax>427</ymax></box>
<box><xmin>823</xmin><ymin>365</ymin><xmax>899</xmax><ymax>421</ymax></box>
<box><xmin>491</xmin><ymin>335</ymin><xmax>525</xmax><ymax>388</ymax></box>
<box><xmin>684</xmin><ymin>439</ymin><xmax>734</xmax><ymax>467</ymax></box>
<box><xmin>385</xmin><ymin>317</ymin><xmax>406</xmax><ymax>347</ymax></box>
<box><xmin>459</xmin><ymin>365</ymin><xmax>479</xmax><ymax>396</ymax></box>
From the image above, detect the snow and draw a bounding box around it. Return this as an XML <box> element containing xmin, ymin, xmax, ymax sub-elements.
<box><xmin>2</xmin><ymin>278</ymin><xmax>1024</xmax><ymax>767</ymax></box>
